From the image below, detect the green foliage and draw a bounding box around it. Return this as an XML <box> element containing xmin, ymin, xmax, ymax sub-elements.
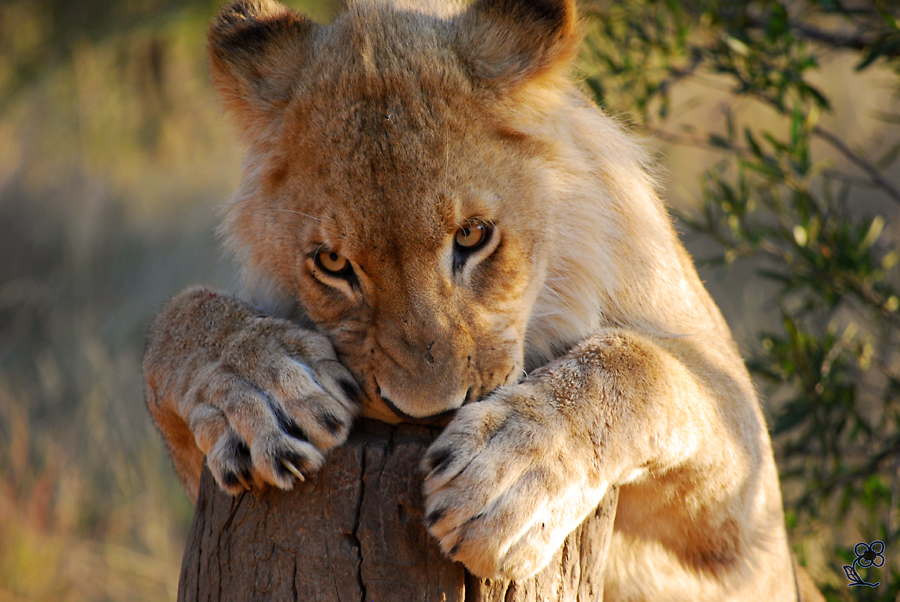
<box><xmin>584</xmin><ymin>0</ymin><xmax>900</xmax><ymax>597</ymax></box>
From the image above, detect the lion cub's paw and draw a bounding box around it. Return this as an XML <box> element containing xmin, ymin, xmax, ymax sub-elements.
<box><xmin>191</xmin><ymin>318</ymin><xmax>361</xmax><ymax>494</ymax></box>
<box><xmin>421</xmin><ymin>383</ymin><xmax>608</xmax><ymax>580</ymax></box>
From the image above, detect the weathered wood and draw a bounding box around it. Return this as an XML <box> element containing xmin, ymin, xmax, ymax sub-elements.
<box><xmin>179</xmin><ymin>420</ymin><xmax>618</xmax><ymax>602</ymax></box>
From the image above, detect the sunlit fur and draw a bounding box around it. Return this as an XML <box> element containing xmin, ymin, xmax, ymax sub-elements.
<box><xmin>143</xmin><ymin>0</ymin><xmax>824</xmax><ymax>599</ymax></box>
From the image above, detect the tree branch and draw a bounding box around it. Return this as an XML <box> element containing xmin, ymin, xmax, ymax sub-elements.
<box><xmin>748</xmin><ymin>89</ymin><xmax>900</xmax><ymax>207</ymax></box>
<box><xmin>744</xmin><ymin>14</ymin><xmax>896</xmax><ymax>57</ymax></box>
<box><xmin>812</xmin><ymin>125</ymin><xmax>900</xmax><ymax>207</ymax></box>
<box><xmin>789</xmin><ymin>22</ymin><xmax>875</xmax><ymax>53</ymax></box>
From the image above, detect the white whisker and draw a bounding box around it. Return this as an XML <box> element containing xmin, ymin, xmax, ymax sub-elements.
<box><xmin>275</xmin><ymin>209</ymin><xmax>324</xmax><ymax>223</ymax></box>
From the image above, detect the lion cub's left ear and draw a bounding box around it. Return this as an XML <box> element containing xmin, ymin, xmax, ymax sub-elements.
<box><xmin>452</xmin><ymin>0</ymin><xmax>579</xmax><ymax>89</ymax></box>
<box><xmin>209</xmin><ymin>0</ymin><xmax>316</xmax><ymax>139</ymax></box>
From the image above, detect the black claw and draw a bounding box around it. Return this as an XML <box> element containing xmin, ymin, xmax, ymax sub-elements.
<box><xmin>265</xmin><ymin>397</ymin><xmax>310</xmax><ymax>443</ymax></box>
<box><xmin>219</xmin><ymin>436</ymin><xmax>254</xmax><ymax>490</ymax></box>
<box><xmin>318</xmin><ymin>411</ymin><xmax>345</xmax><ymax>436</ymax></box>
<box><xmin>221</xmin><ymin>471</ymin><xmax>242</xmax><ymax>488</ymax></box>
<box><xmin>282</xmin><ymin>418</ymin><xmax>310</xmax><ymax>442</ymax></box>
<box><xmin>426</xmin><ymin>447</ymin><xmax>455</xmax><ymax>475</ymax></box>
<box><xmin>425</xmin><ymin>506</ymin><xmax>447</xmax><ymax>529</ymax></box>
<box><xmin>232</xmin><ymin>438</ymin><xmax>252</xmax><ymax>461</ymax></box>
<box><xmin>338</xmin><ymin>378</ymin><xmax>363</xmax><ymax>404</ymax></box>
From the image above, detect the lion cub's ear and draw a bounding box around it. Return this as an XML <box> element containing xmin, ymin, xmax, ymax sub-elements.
<box><xmin>209</xmin><ymin>0</ymin><xmax>316</xmax><ymax>138</ymax></box>
<box><xmin>452</xmin><ymin>0</ymin><xmax>578</xmax><ymax>89</ymax></box>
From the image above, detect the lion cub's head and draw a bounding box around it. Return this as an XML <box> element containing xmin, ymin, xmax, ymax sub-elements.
<box><xmin>209</xmin><ymin>0</ymin><xmax>582</xmax><ymax>422</ymax></box>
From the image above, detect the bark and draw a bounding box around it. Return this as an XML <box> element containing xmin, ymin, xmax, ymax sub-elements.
<box><xmin>178</xmin><ymin>420</ymin><xmax>619</xmax><ymax>602</ymax></box>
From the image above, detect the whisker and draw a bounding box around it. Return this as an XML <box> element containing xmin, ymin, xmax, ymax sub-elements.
<box><xmin>275</xmin><ymin>209</ymin><xmax>324</xmax><ymax>223</ymax></box>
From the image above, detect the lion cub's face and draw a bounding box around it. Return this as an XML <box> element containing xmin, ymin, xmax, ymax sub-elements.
<box><xmin>211</xmin><ymin>0</ymin><xmax>573</xmax><ymax>422</ymax></box>
<box><xmin>268</xmin><ymin>95</ymin><xmax>551</xmax><ymax>423</ymax></box>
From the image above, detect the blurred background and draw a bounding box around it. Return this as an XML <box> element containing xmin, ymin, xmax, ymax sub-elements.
<box><xmin>0</xmin><ymin>0</ymin><xmax>897</xmax><ymax>600</ymax></box>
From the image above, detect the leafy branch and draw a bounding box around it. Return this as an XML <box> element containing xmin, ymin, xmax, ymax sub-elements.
<box><xmin>583</xmin><ymin>1</ymin><xmax>900</xmax><ymax>599</ymax></box>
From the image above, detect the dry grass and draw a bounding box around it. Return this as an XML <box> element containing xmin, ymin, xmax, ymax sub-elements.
<box><xmin>0</xmin><ymin>1</ymin><xmax>344</xmax><ymax>599</ymax></box>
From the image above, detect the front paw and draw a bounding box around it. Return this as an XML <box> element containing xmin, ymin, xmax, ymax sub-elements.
<box><xmin>421</xmin><ymin>383</ymin><xmax>609</xmax><ymax>580</ymax></box>
<box><xmin>188</xmin><ymin>315</ymin><xmax>362</xmax><ymax>495</ymax></box>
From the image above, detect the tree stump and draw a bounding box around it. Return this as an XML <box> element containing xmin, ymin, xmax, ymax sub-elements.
<box><xmin>178</xmin><ymin>420</ymin><xmax>619</xmax><ymax>602</ymax></box>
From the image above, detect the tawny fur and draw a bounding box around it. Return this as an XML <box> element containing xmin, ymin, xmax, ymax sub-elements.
<box><xmin>142</xmin><ymin>0</ymin><xmax>823</xmax><ymax>599</ymax></box>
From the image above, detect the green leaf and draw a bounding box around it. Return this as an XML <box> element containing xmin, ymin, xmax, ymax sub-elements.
<box><xmin>857</xmin><ymin>216</ymin><xmax>885</xmax><ymax>255</ymax></box>
<box><xmin>876</xmin><ymin>138</ymin><xmax>900</xmax><ymax>170</ymax></box>
<box><xmin>745</xmin><ymin>128</ymin><xmax>764</xmax><ymax>158</ymax></box>
<box><xmin>791</xmin><ymin>104</ymin><xmax>803</xmax><ymax>147</ymax></box>
<box><xmin>856</xmin><ymin>32</ymin><xmax>900</xmax><ymax>71</ymax></box>
<box><xmin>708</xmin><ymin>133</ymin><xmax>731</xmax><ymax>149</ymax></box>
<box><xmin>766</xmin><ymin>4</ymin><xmax>790</xmax><ymax>41</ymax></box>
<box><xmin>797</xmin><ymin>82</ymin><xmax>830</xmax><ymax>110</ymax></box>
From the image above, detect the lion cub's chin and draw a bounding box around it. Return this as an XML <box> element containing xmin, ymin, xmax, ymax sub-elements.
<box><xmin>360</xmin><ymin>395</ymin><xmax>457</xmax><ymax>427</ymax></box>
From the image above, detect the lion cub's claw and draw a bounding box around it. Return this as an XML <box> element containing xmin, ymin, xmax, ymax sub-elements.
<box><xmin>186</xmin><ymin>315</ymin><xmax>361</xmax><ymax>495</ymax></box>
<box><xmin>422</xmin><ymin>384</ymin><xmax>607</xmax><ymax>580</ymax></box>
<box><xmin>205</xmin><ymin>431</ymin><xmax>256</xmax><ymax>494</ymax></box>
<box><xmin>281</xmin><ymin>458</ymin><xmax>305</xmax><ymax>482</ymax></box>
<box><xmin>235</xmin><ymin>471</ymin><xmax>252</xmax><ymax>491</ymax></box>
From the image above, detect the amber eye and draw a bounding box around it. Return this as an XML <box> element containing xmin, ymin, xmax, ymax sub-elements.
<box><xmin>454</xmin><ymin>224</ymin><xmax>489</xmax><ymax>251</ymax></box>
<box><xmin>316</xmin><ymin>250</ymin><xmax>350</xmax><ymax>274</ymax></box>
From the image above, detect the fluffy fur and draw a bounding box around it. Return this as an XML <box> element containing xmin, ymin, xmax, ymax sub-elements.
<box><xmin>142</xmin><ymin>0</ymin><xmax>823</xmax><ymax>599</ymax></box>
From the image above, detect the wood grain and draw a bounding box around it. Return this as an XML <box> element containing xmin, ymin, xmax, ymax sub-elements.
<box><xmin>178</xmin><ymin>421</ymin><xmax>618</xmax><ymax>602</ymax></box>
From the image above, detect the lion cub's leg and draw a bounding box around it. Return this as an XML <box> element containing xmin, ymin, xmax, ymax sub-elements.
<box><xmin>422</xmin><ymin>329</ymin><xmax>791</xmax><ymax>595</ymax></box>
<box><xmin>143</xmin><ymin>287</ymin><xmax>361</xmax><ymax>501</ymax></box>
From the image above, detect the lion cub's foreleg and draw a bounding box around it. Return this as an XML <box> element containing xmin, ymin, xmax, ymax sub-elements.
<box><xmin>421</xmin><ymin>329</ymin><xmax>772</xmax><ymax>585</ymax></box>
<box><xmin>143</xmin><ymin>287</ymin><xmax>361</xmax><ymax>501</ymax></box>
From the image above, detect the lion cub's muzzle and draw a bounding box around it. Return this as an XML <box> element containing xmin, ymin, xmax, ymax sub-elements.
<box><xmin>346</xmin><ymin>302</ymin><xmax>520</xmax><ymax>425</ymax></box>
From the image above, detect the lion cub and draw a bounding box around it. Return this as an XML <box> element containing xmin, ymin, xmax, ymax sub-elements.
<box><xmin>143</xmin><ymin>0</ymin><xmax>818</xmax><ymax>599</ymax></box>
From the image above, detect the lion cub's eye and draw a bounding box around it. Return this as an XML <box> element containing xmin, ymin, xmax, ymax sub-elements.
<box><xmin>316</xmin><ymin>250</ymin><xmax>351</xmax><ymax>275</ymax></box>
<box><xmin>452</xmin><ymin>224</ymin><xmax>494</xmax><ymax>273</ymax></box>
<box><xmin>454</xmin><ymin>224</ymin><xmax>490</xmax><ymax>251</ymax></box>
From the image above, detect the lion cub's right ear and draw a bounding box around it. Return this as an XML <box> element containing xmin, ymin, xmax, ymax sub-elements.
<box><xmin>452</xmin><ymin>0</ymin><xmax>579</xmax><ymax>90</ymax></box>
<box><xmin>209</xmin><ymin>0</ymin><xmax>315</xmax><ymax>139</ymax></box>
